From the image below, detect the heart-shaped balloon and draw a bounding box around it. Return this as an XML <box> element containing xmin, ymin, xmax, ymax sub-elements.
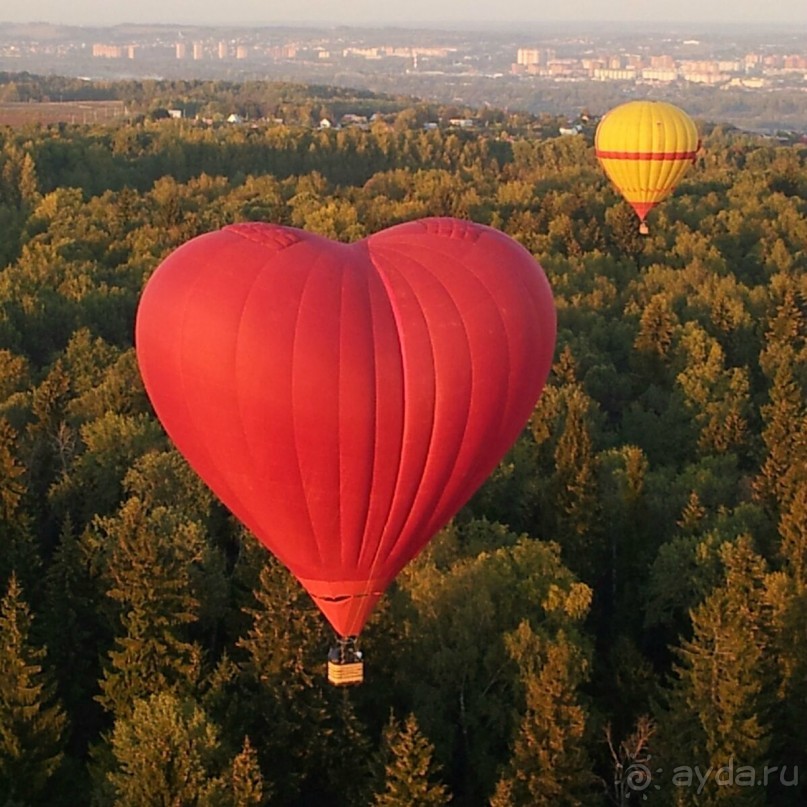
<box><xmin>135</xmin><ymin>217</ymin><xmax>555</xmax><ymax>636</ymax></box>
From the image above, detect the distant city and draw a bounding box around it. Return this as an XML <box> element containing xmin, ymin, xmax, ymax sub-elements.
<box><xmin>1</xmin><ymin>21</ymin><xmax>805</xmax><ymax>130</ymax></box>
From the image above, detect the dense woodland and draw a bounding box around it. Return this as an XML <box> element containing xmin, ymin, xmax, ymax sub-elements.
<box><xmin>0</xmin><ymin>74</ymin><xmax>806</xmax><ymax>806</ymax></box>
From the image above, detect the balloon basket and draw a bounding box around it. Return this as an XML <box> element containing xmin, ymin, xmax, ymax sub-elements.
<box><xmin>327</xmin><ymin>636</ymin><xmax>364</xmax><ymax>686</ymax></box>
<box><xmin>638</xmin><ymin>221</ymin><xmax>649</xmax><ymax>236</ymax></box>
<box><xmin>327</xmin><ymin>660</ymin><xmax>364</xmax><ymax>686</ymax></box>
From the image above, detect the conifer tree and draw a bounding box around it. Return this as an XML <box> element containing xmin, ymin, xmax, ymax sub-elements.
<box><xmin>102</xmin><ymin>691</ymin><xmax>227</xmax><ymax>806</ymax></box>
<box><xmin>42</xmin><ymin>516</ymin><xmax>106</xmax><ymax>751</ymax></box>
<box><xmin>755</xmin><ymin>279</ymin><xmax>807</xmax><ymax>516</ymax></box>
<box><xmin>24</xmin><ymin>362</ymin><xmax>72</xmax><ymax>503</ymax></box>
<box><xmin>491</xmin><ymin>622</ymin><xmax>596</xmax><ymax>807</ymax></box>
<box><xmin>373</xmin><ymin>713</ymin><xmax>451</xmax><ymax>807</ymax></box>
<box><xmin>675</xmin><ymin>322</ymin><xmax>750</xmax><ymax>455</ymax></box>
<box><xmin>677</xmin><ymin>490</ymin><xmax>707</xmax><ymax>533</ymax></box>
<box><xmin>0</xmin><ymin>575</ymin><xmax>68</xmax><ymax>804</ymax></box>
<box><xmin>634</xmin><ymin>292</ymin><xmax>680</xmax><ymax>364</ymax></box>
<box><xmin>660</xmin><ymin>537</ymin><xmax>772</xmax><ymax>805</ymax></box>
<box><xmin>0</xmin><ymin>417</ymin><xmax>42</xmax><ymax>596</ymax></box>
<box><xmin>596</xmin><ymin>444</ymin><xmax>651</xmax><ymax>634</ymax></box>
<box><xmin>0</xmin><ymin>418</ymin><xmax>25</xmax><ymax>521</ymax></box>
<box><xmin>229</xmin><ymin>736</ymin><xmax>267</xmax><ymax>807</ymax></box>
<box><xmin>765</xmin><ymin>480</ymin><xmax>807</xmax><ymax>801</ymax></box>
<box><xmin>551</xmin><ymin>382</ymin><xmax>600</xmax><ymax>577</ymax></box>
<box><xmin>19</xmin><ymin>151</ymin><xmax>39</xmax><ymax>208</ymax></box>
<box><xmin>778</xmin><ymin>479</ymin><xmax>807</xmax><ymax>590</ymax></box>
<box><xmin>94</xmin><ymin>498</ymin><xmax>206</xmax><ymax>718</ymax></box>
<box><xmin>237</xmin><ymin>557</ymin><xmax>370</xmax><ymax>805</ymax></box>
<box><xmin>401</xmin><ymin>534</ymin><xmax>593</xmax><ymax>803</ymax></box>
<box><xmin>754</xmin><ymin>360</ymin><xmax>806</xmax><ymax>515</ymax></box>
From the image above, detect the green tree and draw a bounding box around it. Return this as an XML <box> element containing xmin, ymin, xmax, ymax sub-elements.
<box><xmin>754</xmin><ymin>276</ymin><xmax>807</xmax><ymax>516</ymax></box>
<box><xmin>229</xmin><ymin>735</ymin><xmax>267</xmax><ymax>807</ymax></box>
<box><xmin>373</xmin><ymin>712</ymin><xmax>451</xmax><ymax>807</ymax></box>
<box><xmin>236</xmin><ymin>556</ymin><xmax>371</xmax><ymax>806</ymax></box>
<box><xmin>550</xmin><ymin>381</ymin><xmax>601</xmax><ymax>578</ymax></box>
<box><xmin>100</xmin><ymin>692</ymin><xmax>229</xmax><ymax>806</ymax></box>
<box><xmin>596</xmin><ymin>445</ymin><xmax>652</xmax><ymax>635</ymax></box>
<box><xmin>491</xmin><ymin>623</ymin><xmax>597</xmax><ymax>807</ymax></box>
<box><xmin>754</xmin><ymin>361</ymin><xmax>806</xmax><ymax>516</ymax></box>
<box><xmin>633</xmin><ymin>292</ymin><xmax>680</xmax><ymax>377</ymax></box>
<box><xmin>675</xmin><ymin>322</ymin><xmax>750</xmax><ymax>455</ymax></box>
<box><xmin>765</xmin><ymin>480</ymin><xmax>807</xmax><ymax>802</ymax></box>
<box><xmin>93</xmin><ymin>498</ymin><xmax>207</xmax><ymax>719</ymax></box>
<box><xmin>48</xmin><ymin>411</ymin><xmax>164</xmax><ymax>526</ymax></box>
<box><xmin>400</xmin><ymin>533</ymin><xmax>592</xmax><ymax>803</ymax></box>
<box><xmin>0</xmin><ymin>575</ymin><xmax>68</xmax><ymax>804</ymax></box>
<box><xmin>23</xmin><ymin>362</ymin><xmax>72</xmax><ymax>522</ymax></box>
<box><xmin>0</xmin><ymin>417</ymin><xmax>41</xmax><ymax>595</ymax></box>
<box><xmin>41</xmin><ymin>517</ymin><xmax>106</xmax><ymax>754</ymax></box>
<box><xmin>659</xmin><ymin>537</ymin><xmax>773</xmax><ymax>805</ymax></box>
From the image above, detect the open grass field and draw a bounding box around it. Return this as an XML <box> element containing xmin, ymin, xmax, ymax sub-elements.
<box><xmin>0</xmin><ymin>99</ymin><xmax>127</xmax><ymax>126</ymax></box>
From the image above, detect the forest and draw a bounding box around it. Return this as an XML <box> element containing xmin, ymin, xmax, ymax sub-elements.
<box><xmin>0</xmin><ymin>73</ymin><xmax>806</xmax><ymax>806</ymax></box>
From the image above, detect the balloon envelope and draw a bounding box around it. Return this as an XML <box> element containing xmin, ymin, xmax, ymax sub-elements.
<box><xmin>135</xmin><ymin>218</ymin><xmax>556</xmax><ymax>636</ymax></box>
<box><xmin>595</xmin><ymin>100</ymin><xmax>699</xmax><ymax>228</ymax></box>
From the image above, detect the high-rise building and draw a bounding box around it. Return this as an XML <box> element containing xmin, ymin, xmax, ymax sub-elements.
<box><xmin>517</xmin><ymin>48</ymin><xmax>541</xmax><ymax>66</ymax></box>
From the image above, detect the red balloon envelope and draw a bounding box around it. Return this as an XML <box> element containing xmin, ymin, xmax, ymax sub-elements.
<box><xmin>135</xmin><ymin>217</ymin><xmax>556</xmax><ymax>637</ymax></box>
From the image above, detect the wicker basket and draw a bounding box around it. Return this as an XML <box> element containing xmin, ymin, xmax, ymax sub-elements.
<box><xmin>327</xmin><ymin>660</ymin><xmax>364</xmax><ymax>686</ymax></box>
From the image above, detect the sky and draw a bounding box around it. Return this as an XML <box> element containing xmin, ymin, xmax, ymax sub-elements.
<box><xmin>2</xmin><ymin>0</ymin><xmax>806</xmax><ymax>28</ymax></box>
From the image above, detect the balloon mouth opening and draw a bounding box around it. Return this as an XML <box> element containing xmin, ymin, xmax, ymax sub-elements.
<box><xmin>631</xmin><ymin>202</ymin><xmax>654</xmax><ymax>221</ymax></box>
<box><xmin>311</xmin><ymin>591</ymin><xmax>385</xmax><ymax>603</ymax></box>
<box><xmin>298</xmin><ymin>577</ymin><xmax>389</xmax><ymax>598</ymax></box>
<box><xmin>298</xmin><ymin>577</ymin><xmax>388</xmax><ymax>637</ymax></box>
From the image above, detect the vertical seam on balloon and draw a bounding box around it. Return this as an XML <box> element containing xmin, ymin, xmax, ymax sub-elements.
<box><xmin>616</xmin><ymin>110</ymin><xmax>636</xmax><ymax>203</ymax></box>
<box><xmin>388</xmin><ymin>234</ymin><xmax>548</xmax><ymax>543</ymax></box>
<box><xmin>356</xmin><ymin>240</ymin><xmax>435</xmax><ymax>600</ymax></box>
<box><xmin>647</xmin><ymin>105</ymin><xmax>661</xmax><ymax>206</ymax></box>
<box><xmin>356</xmin><ymin>251</ymin><xmax>381</xmax><ymax>563</ymax></box>
<box><xmin>387</xmin><ymin>241</ymin><xmax>484</xmax><ymax>513</ymax></box>
<box><xmin>653</xmin><ymin>109</ymin><xmax>674</xmax><ymax>207</ymax></box>
<box><xmin>290</xmin><ymin>245</ymin><xmax>327</xmax><ymax>571</ymax></box>
<box><xmin>643</xmin><ymin>104</ymin><xmax>656</xmax><ymax>207</ymax></box>
<box><xmin>409</xmin><ymin>238</ymin><xmax>517</xmax><ymax>533</ymax></box>
<box><xmin>225</xmin><ymin>224</ymin><xmax>326</xmax><ymax>569</ymax></box>
<box><xmin>336</xmin><ymin>254</ymin><xmax>347</xmax><ymax>574</ymax></box>
<box><xmin>172</xmin><ymin>244</ymin><xmax>255</xmax><ymax>528</ymax></box>
<box><xmin>341</xmin><ymin>248</ymin><xmax>383</xmax><ymax>636</ymax></box>
<box><xmin>232</xmin><ymin>258</ymin><xmax>270</xmax><ymax>523</ymax></box>
<box><xmin>368</xmin><ymin>240</ymin><xmax>473</xmax><ymax>571</ymax></box>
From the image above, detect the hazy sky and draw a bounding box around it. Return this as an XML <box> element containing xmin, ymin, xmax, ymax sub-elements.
<box><xmin>2</xmin><ymin>0</ymin><xmax>805</xmax><ymax>27</ymax></box>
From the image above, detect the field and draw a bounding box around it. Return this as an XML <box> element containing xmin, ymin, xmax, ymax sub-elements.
<box><xmin>0</xmin><ymin>99</ymin><xmax>127</xmax><ymax>126</ymax></box>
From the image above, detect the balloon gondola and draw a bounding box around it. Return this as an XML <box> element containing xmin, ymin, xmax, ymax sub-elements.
<box><xmin>135</xmin><ymin>217</ymin><xmax>556</xmax><ymax>684</ymax></box>
<box><xmin>327</xmin><ymin>637</ymin><xmax>364</xmax><ymax>686</ymax></box>
<box><xmin>595</xmin><ymin>100</ymin><xmax>700</xmax><ymax>234</ymax></box>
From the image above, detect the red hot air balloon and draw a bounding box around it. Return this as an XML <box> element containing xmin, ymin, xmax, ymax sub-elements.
<box><xmin>135</xmin><ymin>217</ymin><xmax>556</xmax><ymax>678</ymax></box>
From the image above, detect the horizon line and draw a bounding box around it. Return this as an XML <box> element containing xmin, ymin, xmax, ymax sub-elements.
<box><xmin>2</xmin><ymin>17</ymin><xmax>806</xmax><ymax>28</ymax></box>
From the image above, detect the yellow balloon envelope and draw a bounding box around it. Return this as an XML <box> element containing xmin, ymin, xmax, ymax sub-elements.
<box><xmin>595</xmin><ymin>100</ymin><xmax>700</xmax><ymax>233</ymax></box>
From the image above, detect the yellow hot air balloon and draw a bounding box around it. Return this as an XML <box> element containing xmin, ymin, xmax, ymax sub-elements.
<box><xmin>595</xmin><ymin>100</ymin><xmax>700</xmax><ymax>234</ymax></box>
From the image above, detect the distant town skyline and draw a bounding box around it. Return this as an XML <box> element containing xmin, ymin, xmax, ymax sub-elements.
<box><xmin>2</xmin><ymin>0</ymin><xmax>806</xmax><ymax>28</ymax></box>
